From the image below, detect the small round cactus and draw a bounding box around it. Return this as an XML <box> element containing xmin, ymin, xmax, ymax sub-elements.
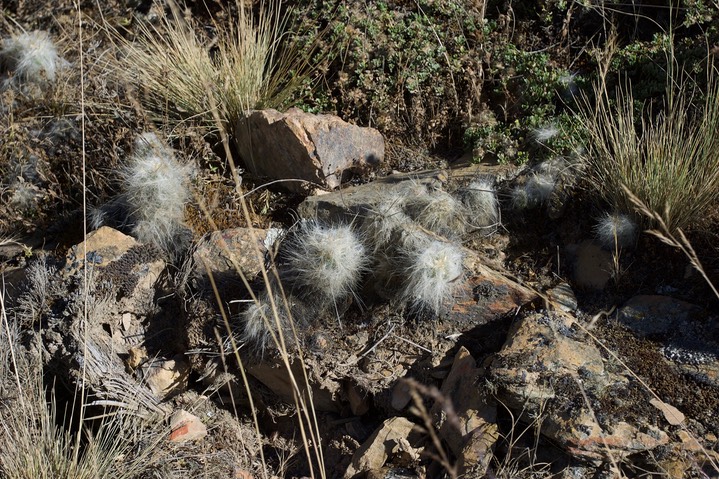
<box><xmin>404</xmin><ymin>185</ymin><xmax>468</xmax><ymax>238</ymax></box>
<box><xmin>594</xmin><ymin>212</ymin><xmax>638</xmax><ymax>250</ymax></box>
<box><xmin>459</xmin><ymin>179</ymin><xmax>499</xmax><ymax>233</ymax></box>
<box><xmin>399</xmin><ymin>237</ymin><xmax>464</xmax><ymax>314</ymax></box>
<box><xmin>0</xmin><ymin>31</ymin><xmax>67</xmax><ymax>88</ymax></box>
<box><xmin>281</xmin><ymin>221</ymin><xmax>368</xmax><ymax>307</ymax></box>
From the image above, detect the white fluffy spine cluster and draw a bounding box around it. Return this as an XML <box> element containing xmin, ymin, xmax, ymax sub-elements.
<box><xmin>594</xmin><ymin>212</ymin><xmax>638</xmax><ymax>250</ymax></box>
<box><xmin>399</xmin><ymin>238</ymin><xmax>464</xmax><ymax>314</ymax></box>
<box><xmin>282</xmin><ymin>221</ymin><xmax>368</xmax><ymax>304</ymax></box>
<box><xmin>404</xmin><ymin>185</ymin><xmax>468</xmax><ymax>237</ymax></box>
<box><xmin>460</xmin><ymin>179</ymin><xmax>499</xmax><ymax>232</ymax></box>
<box><xmin>0</xmin><ymin>31</ymin><xmax>67</xmax><ymax>86</ymax></box>
<box><xmin>121</xmin><ymin>132</ymin><xmax>191</xmax><ymax>252</ymax></box>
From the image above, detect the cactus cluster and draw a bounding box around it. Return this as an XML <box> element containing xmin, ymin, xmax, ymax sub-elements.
<box><xmin>240</xmin><ymin>177</ymin><xmax>501</xmax><ymax>354</ymax></box>
<box><xmin>92</xmin><ymin>133</ymin><xmax>193</xmax><ymax>258</ymax></box>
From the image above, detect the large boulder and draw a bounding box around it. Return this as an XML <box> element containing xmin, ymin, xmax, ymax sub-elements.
<box><xmin>235</xmin><ymin>108</ymin><xmax>384</xmax><ymax>193</ymax></box>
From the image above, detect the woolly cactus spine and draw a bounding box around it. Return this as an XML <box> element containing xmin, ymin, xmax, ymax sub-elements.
<box><xmin>0</xmin><ymin>31</ymin><xmax>67</xmax><ymax>88</ymax></box>
<box><xmin>594</xmin><ymin>212</ymin><xmax>638</xmax><ymax>250</ymax></box>
<box><xmin>281</xmin><ymin>221</ymin><xmax>368</xmax><ymax>309</ymax></box>
<box><xmin>399</xmin><ymin>237</ymin><xmax>464</xmax><ymax>314</ymax></box>
<box><xmin>121</xmin><ymin>132</ymin><xmax>192</xmax><ymax>255</ymax></box>
<box><xmin>459</xmin><ymin>179</ymin><xmax>499</xmax><ymax>233</ymax></box>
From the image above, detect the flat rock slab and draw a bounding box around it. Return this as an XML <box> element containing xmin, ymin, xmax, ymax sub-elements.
<box><xmin>298</xmin><ymin>164</ymin><xmax>516</xmax><ymax>225</ymax></box>
<box><xmin>489</xmin><ymin>312</ymin><xmax>671</xmax><ymax>461</ymax></box>
<box><xmin>235</xmin><ymin>108</ymin><xmax>384</xmax><ymax>193</ymax></box>
<box><xmin>619</xmin><ymin>295</ymin><xmax>719</xmax><ymax>388</ymax></box>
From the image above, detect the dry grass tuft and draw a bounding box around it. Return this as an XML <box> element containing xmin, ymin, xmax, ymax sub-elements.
<box><xmin>576</xmin><ymin>66</ymin><xmax>719</xmax><ymax>233</ymax></box>
<box><xmin>113</xmin><ymin>0</ymin><xmax>322</xmax><ymax>133</ymax></box>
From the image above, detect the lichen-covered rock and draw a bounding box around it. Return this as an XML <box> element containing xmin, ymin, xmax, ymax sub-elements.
<box><xmin>489</xmin><ymin>312</ymin><xmax>670</xmax><ymax>461</ymax></box>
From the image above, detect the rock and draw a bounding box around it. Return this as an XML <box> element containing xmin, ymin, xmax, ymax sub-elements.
<box><xmin>142</xmin><ymin>357</ymin><xmax>190</xmax><ymax>400</ymax></box>
<box><xmin>649</xmin><ymin>398</ymin><xmax>685</xmax><ymax>426</ymax></box>
<box><xmin>344</xmin><ymin>417</ymin><xmax>421</xmax><ymax>479</ymax></box>
<box><xmin>298</xmin><ymin>165</ymin><xmax>513</xmax><ymax>225</ymax></box>
<box><xmin>391</xmin><ymin>381</ymin><xmax>412</xmax><ymax>411</ymax></box>
<box><xmin>247</xmin><ymin>358</ymin><xmax>340</xmax><ymax>413</ymax></box>
<box><xmin>448</xmin><ymin>250</ymin><xmax>536</xmax><ymax>326</ymax></box>
<box><xmin>547</xmin><ymin>282</ymin><xmax>578</xmax><ymax>312</ymax></box>
<box><xmin>489</xmin><ymin>312</ymin><xmax>670</xmax><ymax>461</ymax></box>
<box><xmin>193</xmin><ymin>227</ymin><xmax>271</xmax><ymax>284</ymax></box>
<box><xmin>235</xmin><ymin>108</ymin><xmax>384</xmax><ymax>193</ymax></box>
<box><xmin>169</xmin><ymin>410</ymin><xmax>207</xmax><ymax>443</ymax></box>
<box><xmin>567</xmin><ymin>240</ymin><xmax>613</xmax><ymax>290</ymax></box>
<box><xmin>345</xmin><ymin>381</ymin><xmax>371</xmax><ymax>416</ymax></box>
<box><xmin>431</xmin><ymin>347</ymin><xmax>498</xmax><ymax>476</ymax></box>
<box><xmin>619</xmin><ymin>295</ymin><xmax>719</xmax><ymax>388</ymax></box>
<box><xmin>618</xmin><ymin>295</ymin><xmax>703</xmax><ymax>338</ymax></box>
<box><xmin>64</xmin><ymin>226</ymin><xmax>165</xmax><ymax>314</ymax></box>
<box><xmin>63</xmin><ymin>226</ymin><xmax>137</xmax><ymax>273</ymax></box>
<box><xmin>491</xmin><ymin>312</ymin><xmax>608</xmax><ymax>407</ymax></box>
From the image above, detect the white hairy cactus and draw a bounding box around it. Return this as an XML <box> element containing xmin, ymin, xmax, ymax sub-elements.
<box><xmin>404</xmin><ymin>183</ymin><xmax>468</xmax><ymax>237</ymax></box>
<box><xmin>121</xmin><ymin>132</ymin><xmax>192</xmax><ymax>254</ymax></box>
<box><xmin>459</xmin><ymin>179</ymin><xmax>499</xmax><ymax>232</ymax></box>
<box><xmin>399</xmin><ymin>237</ymin><xmax>464</xmax><ymax>314</ymax></box>
<box><xmin>594</xmin><ymin>212</ymin><xmax>638</xmax><ymax>250</ymax></box>
<box><xmin>0</xmin><ymin>31</ymin><xmax>67</xmax><ymax>87</ymax></box>
<box><xmin>365</xmin><ymin>191</ymin><xmax>412</xmax><ymax>246</ymax></box>
<box><xmin>282</xmin><ymin>221</ymin><xmax>368</xmax><ymax>307</ymax></box>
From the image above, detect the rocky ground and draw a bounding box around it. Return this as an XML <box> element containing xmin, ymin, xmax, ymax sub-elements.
<box><xmin>1</xmin><ymin>1</ymin><xmax>719</xmax><ymax>478</ymax></box>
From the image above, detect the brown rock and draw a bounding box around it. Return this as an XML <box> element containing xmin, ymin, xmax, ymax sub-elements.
<box><xmin>142</xmin><ymin>357</ymin><xmax>190</xmax><ymax>400</ymax></box>
<box><xmin>169</xmin><ymin>409</ymin><xmax>207</xmax><ymax>443</ymax></box>
<box><xmin>235</xmin><ymin>108</ymin><xmax>384</xmax><ymax>193</ymax></box>
<box><xmin>63</xmin><ymin>226</ymin><xmax>137</xmax><ymax>273</ymax></box>
<box><xmin>490</xmin><ymin>312</ymin><xmax>671</xmax><ymax>461</ymax></box>
<box><xmin>649</xmin><ymin>398</ymin><xmax>685</xmax><ymax>426</ymax></box>
<box><xmin>247</xmin><ymin>358</ymin><xmax>339</xmax><ymax>413</ymax></box>
<box><xmin>193</xmin><ymin>227</ymin><xmax>270</xmax><ymax>282</ymax></box>
<box><xmin>344</xmin><ymin>417</ymin><xmax>421</xmax><ymax>479</ymax></box>
<box><xmin>432</xmin><ymin>347</ymin><xmax>498</xmax><ymax>476</ymax></box>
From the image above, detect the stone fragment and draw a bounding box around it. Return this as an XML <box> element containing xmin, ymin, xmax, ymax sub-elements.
<box><xmin>235</xmin><ymin>108</ymin><xmax>384</xmax><ymax>193</ymax></box>
<box><xmin>248</xmin><ymin>358</ymin><xmax>339</xmax><ymax>412</ymax></box>
<box><xmin>345</xmin><ymin>381</ymin><xmax>370</xmax><ymax>416</ymax></box>
<box><xmin>432</xmin><ymin>347</ymin><xmax>498</xmax><ymax>476</ymax></box>
<box><xmin>344</xmin><ymin>417</ymin><xmax>421</xmax><ymax>479</ymax></box>
<box><xmin>169</xmin><ymin>409</ymin><xmax>207</xmax><ymax>443</ymax></box>
<box><xmin>63</xmin><ymin>226</ymin><xmax>137</xmax><ymax>274</ymax></box>
<box><xmin>489</xmin><ymin>312</ymin><xmax>671</xmax><ymax>460</ymax></box>
<box><xmin>547</xmin><ymin>282</ymin><xmax>578</xmax><ymax>312</ymax></box>
<box><xmin>142</xmin><ymin>357</ymin><xmax>190</xmax><ymax>400</ymax></box>
<box><xmin>193</xmin><ymin>227</ymin><xmax>270</xmax><ymax>283</ymax></box>
<box><xmin>649</xmin><ymin>398</ymin><xmax>685</xmax><ymax>426</ymax></box>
